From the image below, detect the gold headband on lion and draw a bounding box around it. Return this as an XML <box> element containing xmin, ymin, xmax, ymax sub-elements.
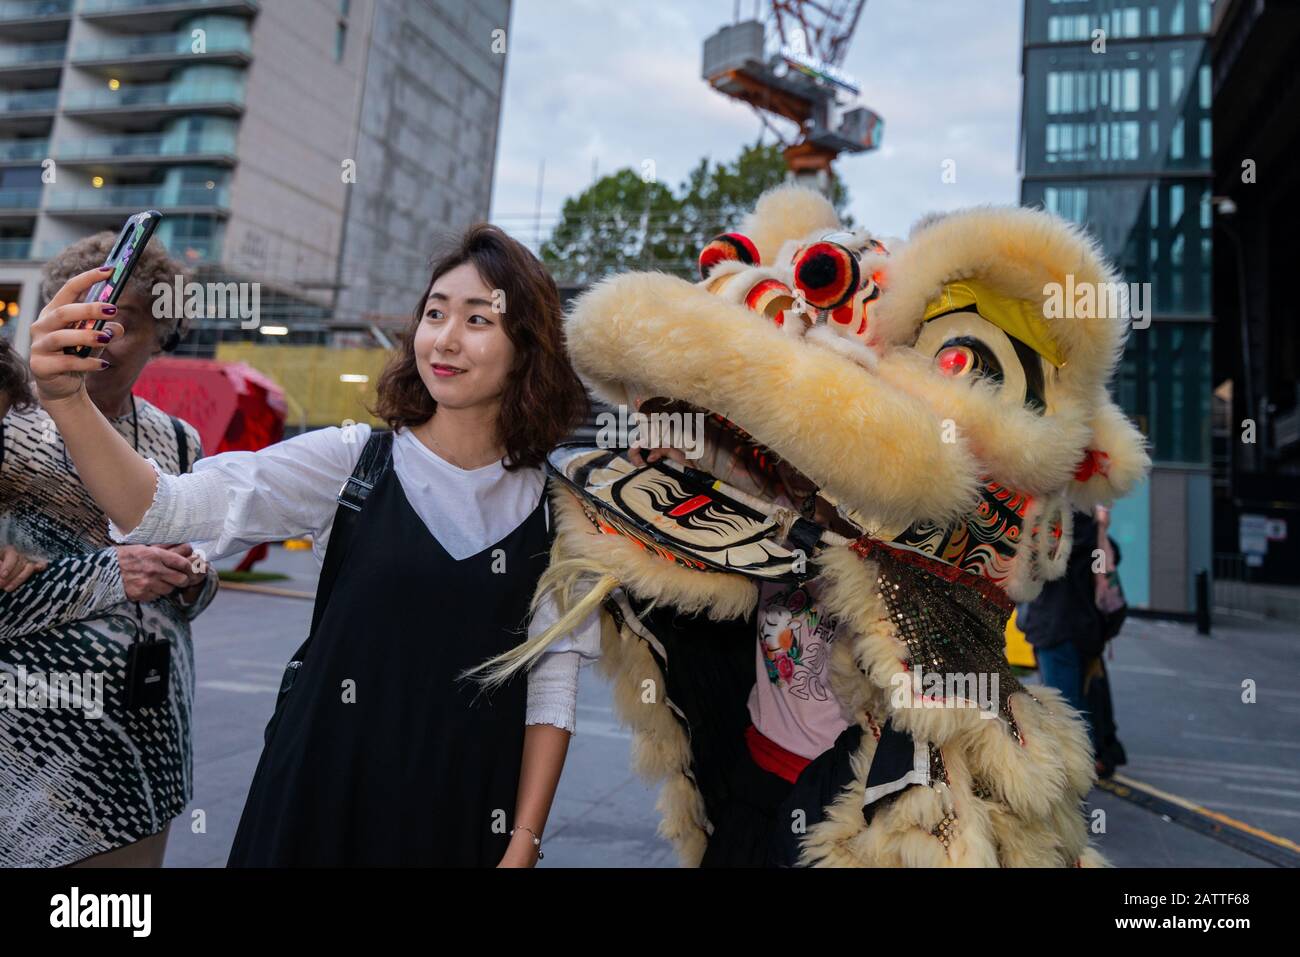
<box><xmin>921</xmin><ymin>278</ymin><xmax>1067</xmax><ymax>368</ymax></box>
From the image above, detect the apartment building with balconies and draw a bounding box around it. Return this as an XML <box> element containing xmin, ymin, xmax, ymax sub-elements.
<box><xmin>1</xmin><ymin>0</ymin><xmax>510</xmax><ymax>357</ymax></box>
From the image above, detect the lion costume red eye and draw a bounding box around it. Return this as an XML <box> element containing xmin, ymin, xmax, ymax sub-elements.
<box><xmin>793</xmin><ymin>241</ymin><xmax>860</xmax><ymax>310</ymax></box>
<box><xmin>936</xmin><ymin>344</ymin><xmax>974</xmax><ymax>376</ymax></box>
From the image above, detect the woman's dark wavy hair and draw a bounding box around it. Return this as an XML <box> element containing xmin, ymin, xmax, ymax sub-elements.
<box><xmin>0</xmin><ymin>337</ymin><xmax>34</xmax><ymax>413</ymax></box>
<box><xmin>372</xmin><ymin>223</ymin><xmax>588</xmax><ymax>471</ymax></box>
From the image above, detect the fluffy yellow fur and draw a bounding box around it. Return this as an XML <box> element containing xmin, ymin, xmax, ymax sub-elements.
<box><xmin>873</xmin><ymin>206</ymin><xmax>1125</xmax><ymax>387</ymax></box>
<box><xmin>596</xmin><ymin>612</ymin><xmax>710</xmax><ymax>865</ymax></box>
<box><xmin>528</xmin><ymin>186</ymin><xmax>1132</xmax><ymax>868</ymax></box>
<box><xmin>873</xmin><ymin>348</ymin><xmax>1093</xmax><ymax>497</ymax></box>
<box><xmin>1069</xmin><ymin>395</ymin><xmax>1153</xmax><ymax>507</ymax></box>
<box><xmin>863</xmin><ymin>204</ymin><xmax>1149</xmax><ymax>508</ymax></box>
<box><xmin>545</xmin><ymin>491</ymin><xmax>1105</xmax><ymax>866</ymax></box>
<box><xmin>805</xmin><ymin>544</ymin><xmax>1105</xmax><ymax>865</ymax></box>
<box><xmin>738</xmin><ymin>183</ymin><xmax>842</xmax><ymax>265</ymax></box>
<box><xmin>565</xmin><ymin>272</ymin><xmax>985</xmax><ymax>529</ymax></box>
<box><xmin>541</xmin><ymin>489</ymin><xmax>713</xmax><ymax>866</ymax></box>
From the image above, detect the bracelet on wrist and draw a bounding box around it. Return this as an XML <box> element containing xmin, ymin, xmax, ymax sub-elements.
<box><xmin>509</xmin><ymin>824</ymin><xmax>543</xmax><ymax>860</ymax></box>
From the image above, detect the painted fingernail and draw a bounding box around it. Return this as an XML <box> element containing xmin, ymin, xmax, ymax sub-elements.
<box><xmin>99</xmin><ymin>264</ymin><xmax>114</xmax><ymax>271</ymax></box>
<box><xmin>100</xmin><ymin>359</ymin><xmax>111</xmax><ymax>369</ymax></box>
<box><xmin>97</xmin><ymin>332</ymin><xmax>112</xmax><ymax>343</ymax></box>
<box><xmin>101</xmin><ymin>304</ymin><xmax>117</xmax><ymax>315</ymax></box>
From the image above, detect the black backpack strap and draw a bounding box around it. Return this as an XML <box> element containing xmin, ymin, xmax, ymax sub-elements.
<box><xmin>305</xmin><ymin>429</ymin><xmax>393</xmax><ymax>641</ymax></box>
<box><xmin>267</xmin><ymin>429</ymin><xmax>393</xmax><ymax>737</ymax></box>
<box><xmin>266</xmin><ymin>429</ymin><xmax>393</xmax><ymax>735</ymax></box>
<box><xmin>169</xmin><ymin>415</ymin><xmax>190</xmax><ymax>473</ymax></box>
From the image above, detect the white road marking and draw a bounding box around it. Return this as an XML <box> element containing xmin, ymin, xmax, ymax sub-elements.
<box><xmin>199</xmin><ymin>680</ymin><xmax>280</xmax><ymax>694</ymax></box>
<box><xmin>1181</xmin><ymin>731</ymin><xmax>1300</xmax><ymax>750</ymax></box>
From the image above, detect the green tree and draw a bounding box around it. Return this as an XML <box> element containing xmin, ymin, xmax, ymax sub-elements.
<box><xmin>541</xmin><ymin>144</ymin><xmax>852</xmax><ymax>286</ymax></box>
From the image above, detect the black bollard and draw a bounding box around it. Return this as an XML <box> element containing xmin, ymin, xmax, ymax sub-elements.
<box><xmin>1195</xmin><ymin>569</ymin><xmax>1211</xmax><ymax>635</ymax></box>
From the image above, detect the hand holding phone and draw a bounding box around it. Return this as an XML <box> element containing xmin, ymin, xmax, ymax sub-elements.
<box><xmin>63</xmin><ymin>210</ymin><xmax>163</xmax><ymax>358</ymax></box>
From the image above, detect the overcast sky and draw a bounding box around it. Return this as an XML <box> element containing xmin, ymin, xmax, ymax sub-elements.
<box><xmin>489</xmin><ymin>0</ymin><xmax>1024</xmax><ymax>245</ymax></box>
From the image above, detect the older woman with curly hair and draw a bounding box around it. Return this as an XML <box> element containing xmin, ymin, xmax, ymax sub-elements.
<box><xmin>0</xmin><ymin>233</ymin><xmax>217</xmax><ymax>867</ymax></box>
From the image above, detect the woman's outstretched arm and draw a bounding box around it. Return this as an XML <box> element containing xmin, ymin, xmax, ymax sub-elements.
<box><xmin>27</xmin><ymin>264</ymin><xmax>157</xmax><ymax>532</ymax></box>
<box><xmin>28</xmin><ymin>264</ymin><xmax>363</xmax><ymax>556</ymax></box>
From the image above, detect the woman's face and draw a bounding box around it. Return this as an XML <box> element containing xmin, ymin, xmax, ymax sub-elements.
<box><xmin>86</xmin><ymin>285</ymin><xmax>164</xmax><ymax>405</ymax></box>
<box><xmin>412</xmin><ymin>262</ymin><xmax>516</xmax><ymax>412</ymax></box>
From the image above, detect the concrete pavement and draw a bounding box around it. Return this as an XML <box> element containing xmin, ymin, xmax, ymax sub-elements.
<box><xmin>164</xmin><ymin>546</ymin><xmax>1297</xmax><ymax>868</ymax></box>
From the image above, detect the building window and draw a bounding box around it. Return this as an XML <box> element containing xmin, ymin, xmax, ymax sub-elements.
<box><xmin>1170</xmin><ymin>52</ymin><xmax>1185</xmax><ymax>105</ymax></box>
<box><xmin>1122</xmin><ymin>68</ymin><xmax>1140</xmax><ymax>111</ymax></box>
<box><xmin>1043</xmin><ymin>185</ymin><xmax>1088</xmax><ymax>223</ymax></box>
<box><xmin>1117</xmin><ymin>322</ymin><xmax>1212</xmax><ymax>465</ymax></box>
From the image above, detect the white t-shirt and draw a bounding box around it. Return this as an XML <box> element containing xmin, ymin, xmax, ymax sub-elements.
<box><xmin>747</xmin><ymin>579</ymin><xmax>852</xmax><ymax>760</ymax></box>
<box><xmin>111</xmin><ymin>424</ymin><xmax>601</xmax><ymax>731</ymax></box>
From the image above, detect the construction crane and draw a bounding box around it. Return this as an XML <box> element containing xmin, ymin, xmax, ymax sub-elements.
<box><xmin>702</xmin><ymin>0</ymin><xmax>882</xmax><ymax>185</ymax></box>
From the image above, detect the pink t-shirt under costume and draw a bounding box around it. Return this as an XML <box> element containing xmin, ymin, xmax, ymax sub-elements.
<box><xmin>746</xmin><ymin>579</ymin><xmax>852</xmax><ymax>761</ymax></box>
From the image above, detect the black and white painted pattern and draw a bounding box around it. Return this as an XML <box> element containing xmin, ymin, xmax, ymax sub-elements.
<box><xmin>0</xmin><ymin>397</ymin><xmax>217</xmax><ymax>867</ymax></box>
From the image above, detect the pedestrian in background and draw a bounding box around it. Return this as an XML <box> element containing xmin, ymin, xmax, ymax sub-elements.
<box><xmin>1020</xmin><ymin>505</ymin><xmax>1128</xmax><ymax>779</ymax></box>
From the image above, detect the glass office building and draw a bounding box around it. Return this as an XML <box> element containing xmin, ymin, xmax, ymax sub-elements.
<box><xmin>1020</xmin><ymin>0</ymin><xmax>1215</xmax><ymax>613</ymax></box>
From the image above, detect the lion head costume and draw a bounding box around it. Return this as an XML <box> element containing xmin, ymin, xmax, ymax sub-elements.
<box><xmin>487</xmin><ymin>184</ymin><xmax>1150</xmax><ymax>867</ymax></box>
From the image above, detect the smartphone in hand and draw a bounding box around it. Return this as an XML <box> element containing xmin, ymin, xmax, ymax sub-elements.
<box><xmin>63</xmin><ymin>209</ymin><xmax>163</xmax><ymax>358</ymax></box>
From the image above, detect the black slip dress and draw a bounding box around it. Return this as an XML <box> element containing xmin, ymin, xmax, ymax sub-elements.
<box><xmin>227</xmin><ymin>457</ymin><xmax>552</xmax><ymax>866</ymax></box>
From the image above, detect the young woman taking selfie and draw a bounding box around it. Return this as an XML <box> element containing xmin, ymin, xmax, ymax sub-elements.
<box><xmin>27</xmin><ymin>224</ymin><xmax>598</xmax><ymax>867</ymax></box>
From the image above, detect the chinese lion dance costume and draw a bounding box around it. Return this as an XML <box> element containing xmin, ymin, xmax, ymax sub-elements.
<box><xmin>487</xmin><ymin>184</ymin><xmax>1150</xmax><ymax>867</ymax></box>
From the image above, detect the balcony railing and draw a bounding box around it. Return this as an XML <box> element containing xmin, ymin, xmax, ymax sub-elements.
<box><xmin>0</xmin><ymin>138</ymin><xmax>47</xmax><ymax>161</ymax></box>
<box><xmin>35</xmin><ymin>232</ymin><xmax>222</xmax><ymax>261</ymax></box>
<box><xmin>80</xmin><ymin>0</ymin><xmax>255</xmax><ymax>12</ymax></box>
<box><xmin>73</xmin><ymin>30</ymin><xmax>251</xmax><ymax>62</ymax></box>
<box><xmin>0</xmin><ymin>88</ymin><xmax>58</xmax><ymax>112</ymax></box>
<box><xmin>62</xmin><ymin>79</ymin><xmax>245</xmax><ymax>111</ymax></box>
<box><xmin>44</xmin><ymin>182</ymin><xmax>229</xmax><ymax>211</ymax></box>
<box><xmin>0</xmin><ymin>187</ymin><xmax>41</xmax><ymax>209</ymax></box>
<box><xmin>0</xmin><ymin>0</ymin><xmax>73</xmax><ymax>20</ymax></box>
<box><xmin>56</xmin><ymin>129</ymin><xmax>236</xmax><ymax>161</ymax></box>
<box><xmin>0</xmin><ymin>237</ymin><xmax>33</xmax><ymax>258</ymax></box>
<box><xmin>0</xmin><ymin>41</ymin><xmax>67</xmax><ymax>67</ymax></box>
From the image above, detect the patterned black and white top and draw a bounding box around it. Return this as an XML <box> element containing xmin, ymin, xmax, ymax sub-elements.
<box><xmin>0</xmin><ymin>396</ymin><xmax>217</xmax><ymax>867</ymax></box>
